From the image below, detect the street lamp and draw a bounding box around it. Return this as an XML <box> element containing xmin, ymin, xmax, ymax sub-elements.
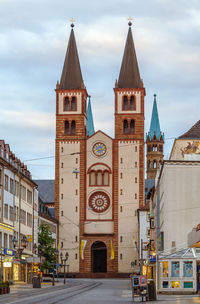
<box><xmin>33</xmin><ymin>243</ymin><xmax>37</xmax><ymax>255</ymax></box>
<box><xmin>12</xmin><ymin>235</ymin><xmax>28</xmax><ymax>258</ymax></box>
<box><xmin>21</xmin><ymin>236</ymin><xmax>28</xmax><ymax>249</ymax></box>
<box><xmin>60</xmin><ymin>252</ymin><xmax>69</xmax><ymax>284</ymax></box>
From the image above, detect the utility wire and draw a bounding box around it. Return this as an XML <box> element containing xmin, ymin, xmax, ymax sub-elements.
<box><xmin>24</xmin><ymin>137</ymin><xmax>174</xmax><ymax>163</ymax></box>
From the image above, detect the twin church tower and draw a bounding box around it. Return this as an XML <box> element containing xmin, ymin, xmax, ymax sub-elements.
<box><xmin>55</xmin><ymin>21</ymin><xmax>163</xmax><ymax>276</ymax></box>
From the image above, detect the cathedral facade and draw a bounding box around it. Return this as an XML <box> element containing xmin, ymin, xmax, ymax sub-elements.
<box><xmin>55</xmin><ymin>22</ymin><xmax>145</xmax><ymax>275</ymax></box>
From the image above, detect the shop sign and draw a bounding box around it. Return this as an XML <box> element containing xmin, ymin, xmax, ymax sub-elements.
<box><xmin>27</xmin><ymin>235</ymin><xmax>32</xmax><ymax>242</ymax></box>
<box><xmin>149</xmin><ymin>255</ymin><xmax>157</xmax><ymax>263</ymax></box>
<box><xmin>3</xmin><ymin>262</ymin><xmax>12</xmax><ymax>268</ymax></box>
<box><xmin>4</xmin><ymin>257</ymin><xmax>13</xmax><ymax>262</ymax></box>
<box><xmin>4</xmin><ymin>248</ymin><xmax>15</xmax><ymax>256</ymax></box>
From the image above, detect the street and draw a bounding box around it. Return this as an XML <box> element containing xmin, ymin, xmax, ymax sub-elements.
<box><xmin>0</xmin><ymin>279</ymin><xmax>200</xmax><ymax>304</ymax></box>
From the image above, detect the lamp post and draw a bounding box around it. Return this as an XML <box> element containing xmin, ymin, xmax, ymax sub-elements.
<box><xmin>60</xmin><ymin>252</ymin><xmax>68</xmax><ymax>284</ymax></box>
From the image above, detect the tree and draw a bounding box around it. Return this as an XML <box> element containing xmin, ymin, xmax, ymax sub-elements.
<box><xmin>38</xmin><ymin>223</ymin><xmax>56</xmax><ymax>271</ymax></box>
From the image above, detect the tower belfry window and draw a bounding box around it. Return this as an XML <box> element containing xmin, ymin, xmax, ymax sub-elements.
<box><xmin>71</xmin><ymin>97</ymin><xmax>76</xmax><ymax>111</ymax></box>
<box><xmin>71</xmin><ymin>120</ymin><xmax>76</xmax><ymax>135</ymax></box>
<box><xmin>153</xmin><ymin>144</ymin><xmax>157</xmax><ymax>152</ymax></box>
<box><xmin>65</xmin><ymin>120</ymin><xmax>70</xmax><ymax>135</ymax></box>
<box><xmin>153</xmin><ymin>160</ymin><xmax>157</xmax><ymax>169</ymax></box>
<box><xmin>130</xmin><ymin>95</ymin><xmax>135</xmax><ymax>110</ymax></box>
<box><xmin>130</xmin><ymin>120</ymin><xmax>135</xmax><ymax>134</ymax></box>
<box><xmin>123</xmin><ymin>120</ymin><xmax>128</xmax><ymax>134</ymax></box>
<box><xmin>123</xmin><ymin>96</ymin><xmax>128</xmax><ymax>110</ymax></box>
<box><xmin>64</xmin><ymin>97</ymin><xmax>70</xmax><ymax>111</ymax></box>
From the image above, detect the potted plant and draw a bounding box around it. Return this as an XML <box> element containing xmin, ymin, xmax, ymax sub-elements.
<box><xmin>2</xmin><ymin>282</ymin><xmax>6</xmax><ymax>294</ymax></box>
<box><xmin>5</xmin><ymin>281</ymin><xmax>10</xmax><ymax>294</ymax></box>
<box><xmin>0</xmin><ymin>283</ymin><xmax>3</xmax><ymax>295</ymax></box>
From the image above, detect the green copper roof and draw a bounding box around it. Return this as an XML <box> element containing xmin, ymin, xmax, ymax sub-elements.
<box><xmin>147</xmin><ymin>94</ymin><xmax>163</xmax><ymax>141</ymax></box>
<box><xmin>87</xmin><ymin>96</ymin><xmax>95</xmax><ymax>137</ymax></box>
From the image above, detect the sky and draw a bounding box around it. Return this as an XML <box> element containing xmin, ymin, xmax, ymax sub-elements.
<box><xmin>0</xmin><ymin>0</ymin><xmax>200</xmax><ymax>179</ymax></box>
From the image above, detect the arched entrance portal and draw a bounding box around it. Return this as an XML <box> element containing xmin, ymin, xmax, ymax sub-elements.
<box><xmin>91</xmin><ymin>241</ymin><xmax>107</xmax><ymax>273</ymax></box>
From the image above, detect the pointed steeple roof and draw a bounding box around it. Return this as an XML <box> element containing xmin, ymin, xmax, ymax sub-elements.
<box><xmin>118</xmin><ymin>23</ymin><xmax>141</xmax><ymax>89</ymax></box>
<box><xmin>148</xmin><ymin>94</ymin><xmax>163</xmax><ymax>141</ymax></box>
<box><xmin>178</xmin><ymin>120</ymin><xmax>200</xmax><ymax>139</ymax></box>
<box><xmin>60</xmin><ymin>25</ymin><xmax>83</xmax><ymax>90</ymax></box>
<box><xmin>87</xmin><ymin>96</ymin><xmax>95</xmax><ymax>136</ymax></box>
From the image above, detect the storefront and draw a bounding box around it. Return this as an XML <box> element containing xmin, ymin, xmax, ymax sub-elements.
<box><xmin>1</xmin><ymin>249</ymin><xmax>15</xmax><ymax>282</ymax></box>
<box><xmin>157</xmin><ymin>248</ymin><xmax>196</xmax><ymax>293</ymax></box>
<box><xmin>26</xmin><ymin>257</ymin><xmax>40</xmax><ymax>283</ymax></box>
<box><xmin>13</xmin><ymin>254</ymin><xmax>30</xmax><ymax>282</ymax></box>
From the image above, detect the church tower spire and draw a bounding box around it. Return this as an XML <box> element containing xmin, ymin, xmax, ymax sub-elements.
<box><xmin>146</xmin><ymin>94</ymin><xmax>164</xmax><ymax>179</ymax></box>
<box><xmin>118</xmin><ymin>22</ymin><xmax>141</xmax><ymax>89</ymax></box>
<box><xmin>55</xmin><ymin>23</ymin><xmax>88</xmax><ymax>254</ymax></box>
<box><xmin>59</xmin><ymin>24</ymin><xmax>84</xmax><ymax>90</ymax></box>
<box><xmin>114</xmin><ymin>21</ymin><xmax>145</xmax><ymax>273</ymax></box>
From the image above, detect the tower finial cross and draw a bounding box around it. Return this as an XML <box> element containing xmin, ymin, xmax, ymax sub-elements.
<box><xmin>70</xmin><ymin>18</ymin><xmax>75</xmax><ymax>28</ymax></box>
<box><xmin>128</xmin><ymin>17</ymin><xmax>133</xmax><ymax>27</ymax></box>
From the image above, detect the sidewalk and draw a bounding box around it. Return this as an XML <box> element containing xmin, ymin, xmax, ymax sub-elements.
<box><xmin>10</xmin><ymin>281</ymin><xmax>64</xmax><ymax>293</ymax></box>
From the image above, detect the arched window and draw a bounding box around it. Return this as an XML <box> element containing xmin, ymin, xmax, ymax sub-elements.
<box><xmin>103</xmin><ymin>171</ymin><xmax>109</xmax><ymax>186</ymax></box>
<box><xmin>71</xmin><ymin>120</ymin><xmax>76</xmax><ymax>135</ymax></box>
<box><xmin>123</xmin><ymin>120</ymin><xmax>128</xmax><ymax>134</ymax></box>
<box><xmin>65</xmin><ymin>120</ymin><xmax>70</xmax><ymax>135</ymax></box>
<box><xmin>64</xmin><ymin>97</ymin><xmax>70</xmax><ymax>111</ymax></box>
<box><xmin>147</xmin><ymin>145</ymin><xmax>151</xmax><ymax>152</ymax></box>
<box><xmin>159</xmin><ymin>145</ymin><xmax>163</xmax><ymax>152</ymax></box>
<box><xmin>130</xmin><ymin>95</ymin><xmax>135</xmax><ymax>110</ymax></box>
<box><xmin>153</xmin><ymin>160</ymin><xmax>157</xmax><ymax>169</ymax></box>
<box><xmin>90</xmin><ymin>171</ymin><xmax>96</xmax><ymax>186</ymax></box>
<box><xmin>148</xmin><ymin>160</ymin><xmax>151</xmax><ymax>168</ymax></box>
<box><xmin>71</xmin><ymin>97</ymin><xmax>76</xmax><ymax>111</ymax></box>
<box><xmin>130</xmin><ymin>120</ymin><xmax>135</xmax><ymax>134</ymax></box>
<box><xmin>123</xmin><ymin>96</ymin><xmax>128</xmax><ymax>110</ymax></box>
<box><xmin>97</xmin><ymin>171</ymin><xmax>102</xmax><ymax>186</ymax></box>
<box><xmin>153</xmin><ymin>145</ymin><xmax>157</xmax><ymax>152</ymax></box>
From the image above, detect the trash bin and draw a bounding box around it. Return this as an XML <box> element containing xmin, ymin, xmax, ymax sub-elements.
<box><xmin>148</xmin><ymin>280</ymin><xmax>157</xmax><ymax>301</ymax></box>
<box><xmin>32</xmin><ymin>275</ymin><xmax>41</xmax><ymax>288</ymax></box>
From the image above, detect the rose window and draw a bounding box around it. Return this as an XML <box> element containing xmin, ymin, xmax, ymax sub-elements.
<box><xmin>89</xmin><ymin>191</ymin><xmax>110</xmax><ymax>213</ymax></box>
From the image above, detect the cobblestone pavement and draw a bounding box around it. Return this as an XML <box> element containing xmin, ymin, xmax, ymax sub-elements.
<box><xmin>0</xmin><ymin>279</ymin><xmax>200</xmax><ymax>304</ymax></box>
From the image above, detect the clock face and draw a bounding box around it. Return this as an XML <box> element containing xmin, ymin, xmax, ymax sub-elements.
<box><xmin>89</xmin><ymin>191</ymin><xmax>110</xmax><ymax>213</ymax></box>
<box><xmin>93</xmin><ymin>142</ymin><xmax>106</xmax><ymax>156</ymax></box>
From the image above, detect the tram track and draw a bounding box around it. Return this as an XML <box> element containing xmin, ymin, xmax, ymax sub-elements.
<box><xmin>0</xmin><ymin>282</ymin><xmax>101</xmax><ymax>304</ymax></box>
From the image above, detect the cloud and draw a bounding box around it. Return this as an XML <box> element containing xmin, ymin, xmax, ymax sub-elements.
<box><xmin>0</xmin><ymin>0</ymin><xmax>200</xmax><ymax>178</ymax></box>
